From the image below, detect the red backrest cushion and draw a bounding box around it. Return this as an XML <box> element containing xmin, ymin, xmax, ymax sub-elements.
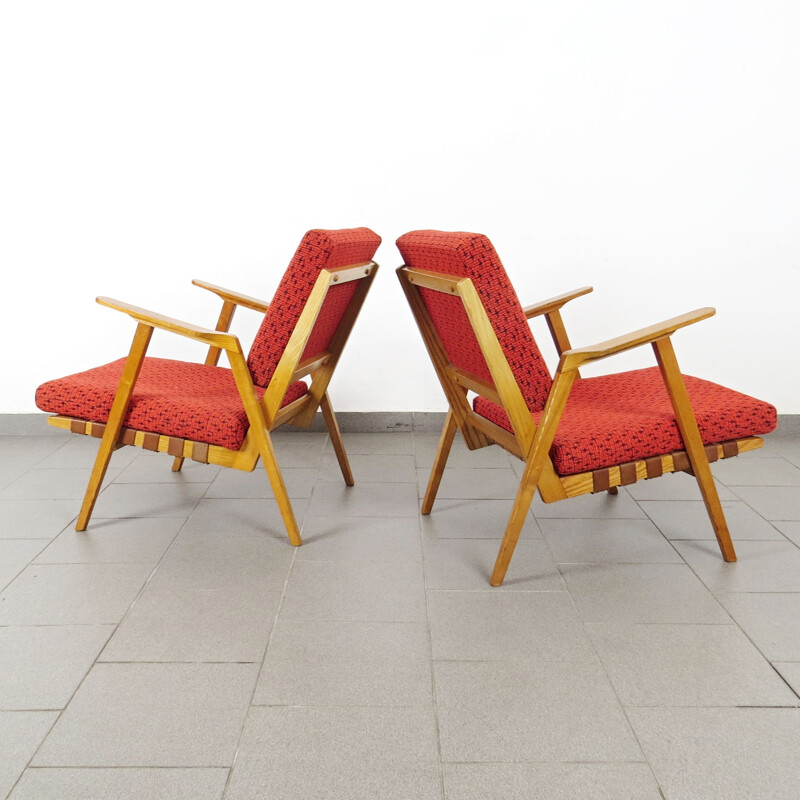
<box><xmin>397</xmin><ymin>230</ymin><xmax>552</xmax><ymax>412</ymax></box>
<box><xmin>247</xmin><ymin>228</ymin><xmax>381</xmax><ymax>387</ymax></box>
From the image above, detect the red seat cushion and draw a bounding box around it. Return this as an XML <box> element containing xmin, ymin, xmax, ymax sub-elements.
<box><xmin>473</xmin><ymin>366</ymin><xmax>777</xmax><ymax>476</ymax></box>
<box><xmin>396</xmin><ymin>231</ymin><xmax>553</xmax><ymax>412</ymax></box>
<box><xmin>247</xmin><ymin>228</ymin><xmax>381</xmax><ymax>388</ymax></box>
<box><xmin>35</xmin><ymin>357</ymin><xmax>309</xmax><ymax>450</ymax></box>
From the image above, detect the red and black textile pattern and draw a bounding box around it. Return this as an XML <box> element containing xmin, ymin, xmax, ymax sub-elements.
<box><xmin>35</xmin><ymin>357</ymin><xmax>309</xmax><ymax>450</ymax></box>
<box><xmin>473</xmin><ymin>366</ymin><xmax>777</xmax><ymax>476</ymax></box>
<box><xmin>396</xmin><ymin>231</ymin><xmax>553</xmax><ymax>412</ymax></box>
<box><xmin>247</xmin><ymin>228</ymin><xmax>381</xmax><ymax>387</ymax></box>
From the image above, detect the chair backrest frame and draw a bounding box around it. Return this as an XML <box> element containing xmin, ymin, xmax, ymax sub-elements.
<box><xmin>264</xmin><ymin>261</ymin><xmax>378</xmax><ymax>427</ymax></box>
<box><xmin>397</xmin><ymin>263</ymin><xmax>571</xmax><ymax>502</ymax></box>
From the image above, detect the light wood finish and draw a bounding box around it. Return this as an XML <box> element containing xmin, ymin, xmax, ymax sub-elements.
<box><xmin>422</xmin><ymin>409</ymin><xmax>457</xmax><ymax>515</ymax></box>
<box><xmin>559</xmin><ymin>436</ymin><xmax>762</xmax><ymax>498</ymax></box>
<box><xmin>55</xmin><ymin>260</ymin><xmax>378</xmax><ymax>543</ymax></box>
<box><xmin>522</xmin><ymin>286</ymin><xmax>593</xmax><ymax>319</ymax></box>
<box><xmin>173</xmin><ymin>292</ymin><xmax>238</xmax><ymax>472</ymax></box>
<box><xmin>320</xmin><ymin>392</ymin><xmax>354</xmax><ymax>486</ymax></box>
<box><xmin>396</xmin><ymin>267</ymin><xmax>489</xmax><ymax>452</ymax></box>
<box><xmin>490</xmin><ymin>366</ymin><xmax>577</xmax><ymax>586</ymax></box>
<box><xmin>525</xmin><ymin>285</ymin><xmax>591</xmax><ymax>378</ymax></box>
<box><xmin>227</xmin><ymin>345</ymin><xmax>302</xmax><ymax>546</ymax></box>
<box><xmin>77</xmin><ymin>323</ymin><xmax>153</xmax><ymax>530</ymax></box>
<box><xmin>561</xmin><ymin>307</ymin><xmax>715</xmax><ymax>370</ymax></box>
<box><xmin>398</xmin><ymin>261</ymin><xmax>754</xmax><ymax>586</ymax></box>
<box><xmin>653</xmin><ymin>337</ymin><xmax>736</xmax><ymax>561</ymax></box>
<box><xmin>192</xmin><ymin>279</ymin><xmax>270</xmax><ymax>313</ymax></box>
<box><xmin>96</xmin><ymin>297</ymin><xmax>240</xmax><ymax>352</ymax></box>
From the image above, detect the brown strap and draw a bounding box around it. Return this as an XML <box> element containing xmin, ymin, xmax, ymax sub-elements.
<box><xmin>167</xmin><ymin>437</ymin><xmax>185</xmax><ymax>457</ymax></box>
<box><xmin>645</xmin><ymin>457</ymin><xmax>663</xmax><ymax>479</ymax></box>
<box><xmin>619</xmin><ymin>462</ymin><xmax>637</xmax><ymax>486</ymax></box>
<box><xmin>142</xmin><ymin>432</ymin><xmax>160</xmax><ymax>451</ymax></box>
<box><xmin>592</xmin><ymin>469</ymin><xmax>610</xmax><ymax>493</ymax></box>
<box><xmin>722</xmin><ymin>441</ymin><xmax>739</xmax><ymax>459</ymax></box>
<box><xmin>70</xmin><ymin>420</ymin><xmax>86</xmax><ymax>434</ymax></box>
<box><xmin>672</xmin><ymin>451</ymin><xmax>690</xmax><ymax>472</ymax></box>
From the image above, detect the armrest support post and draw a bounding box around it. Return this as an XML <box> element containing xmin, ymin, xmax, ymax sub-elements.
<box><xmin>560</xmin><ymin>307</ymin><xmax>715</xmax><ymax>372</ymax></box>
<box><xmin>96</xmin><ymin>296</ymin><xmax>242</xmax><ymax>354</ymax></box>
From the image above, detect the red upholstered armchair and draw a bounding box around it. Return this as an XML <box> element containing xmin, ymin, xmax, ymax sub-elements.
<box><xmin>396</xmin><ymin>230</ymin><xmax>776</xmax><ymax>586</ymax></box>
<box><xmin>36</xmin><ymin>228</ymin><xmax>381</xmax><ymax>545</ymax></box>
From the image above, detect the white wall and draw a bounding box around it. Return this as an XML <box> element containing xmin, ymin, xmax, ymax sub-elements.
<box><xmin>2</xmin><ymin>0</ymin><xmax>798</xmax><ymax>414</ymax></box>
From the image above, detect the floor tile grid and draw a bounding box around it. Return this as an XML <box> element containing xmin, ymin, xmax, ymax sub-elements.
<box><xmin>0</xmin><ymin>430</ymin><xmax>324</xmax><ymax>798</ymax></box>
<box><xmin>418</xmin><ymin>432</ymin><xmax>800</xmax><ymax>796</ymax></box>
<box><xmin>458</xmin><ymin>438</ymin><xmax>668</xmax><ymax>789</ymax></box>
<box><xmin>0</xmin><ymin>492</ymin><xmax>198</xmax><ymax>798</ymax></box>
<box><xmin>0</xmin><ymin>434</ymin><xmax>225</xmax><ymax>795</ymax></box>
<box><xmin>3</xmin><ymin>428</ymin><xmax>800</xmax><ymax>799</ymax></box>
<box><xmin>413</xmin><ymin>432</ymin><xmax>662</xmax><ymax>793</ymax></box>
<box><xmin>0</xmin><ymin>436</ymin><xmax>74</xmax><ymax>593</ymax></box>
<box><xmin>672</xmin><ymin>451</ymin><xmax>800</xmax><ymax>710</ymax></box>
<box><xmin>565</xmin><ymin>445</ymin><xmax>800</xmax><ymax>798</ymax></box>
<box><xmin>568</xmin><ymin>454</ymin><xmax>800</xmax><ymax>711</ymax></box>
<box><xmin>104</xmin><ymin>429</ymin><xmax>324</xmax><ymax>795</ymax></box>
<box><xmin>220</xmin><ymin>431</ymin><xmax>444</xmax><ymax>800</ymax></box>
<box><xmin>218</xmin><ymin>532</ymin><xmax>301</xmax><ymax>800</ymax></box>
<box><xmin>411</xmin><ymin>430</ymin><xmax>455</xmax><ymax>800</ymax></box>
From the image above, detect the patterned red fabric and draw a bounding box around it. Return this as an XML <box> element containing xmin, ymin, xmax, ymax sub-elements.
<box><xmin>35</xmin><ymin>358</ymin><xmax>309</xmax><ymax>450</ymax></box>
<box><xmin>248</xmin><ymin>228</ymin><xmax>381</xmax><ymax>386</ymax></box>
<box><xmin>396</xmin><ymin>231</ymin><xmax>553</xmax><ymax>411</ymax></box>
<box><xmin>473</xmin><ymin>366</ymin><xmax>777</xmax><ymax>476</ymax></box>
<box><xmin>302</xmin><ymin>281</ymin><xmax>359</xmax><ymax>361</ymax></box>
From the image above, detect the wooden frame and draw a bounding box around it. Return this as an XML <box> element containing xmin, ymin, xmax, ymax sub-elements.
<box><xmin>47</xmin><ymin>261</ymin><xmax>378</xmax><ymax>545</ymax></box>
<box><xmin>398</xmin><ymin>265</ymin><xmax>761</xmax><ymax>586</ymax></box>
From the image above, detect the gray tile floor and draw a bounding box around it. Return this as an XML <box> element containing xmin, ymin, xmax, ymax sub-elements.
<box><xmin>1</xmin><ymin>426</ymin><xmax>799</xmax><ymax>799</ymax></box>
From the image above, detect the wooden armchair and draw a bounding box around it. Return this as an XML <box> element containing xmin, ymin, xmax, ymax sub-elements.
<box><xmin>36</xmin><ymin>228</ymin><xmax>381</xmax><ymax>545</ymax></box>
<box><xmin>396</xmin><ymin>230</ymin><xmax>777</xmax><ymax>586</ymax></box>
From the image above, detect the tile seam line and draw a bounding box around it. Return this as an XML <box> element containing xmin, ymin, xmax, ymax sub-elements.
<box><xmin>567</xmin><ymin>488</ymin><xmax>667</xmax><ymax>797</ymax></box>
<box><xmin>3</xmin><ymin>491</ymin><xmax>202</xmax><ymax>797</ymax></box>
<box><xmin>413</xmin><ymin>428</ymin><xmax>448</xmax><ymax>800</ymax></box>
<box><xmin>219</xmin><ymin>429</ymin><xmax>327</xmax><ymax>800</ymax></box>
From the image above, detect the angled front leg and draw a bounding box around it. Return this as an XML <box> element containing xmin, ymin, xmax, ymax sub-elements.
<box><xmin>77</xmin><ymin>323</ymin><xmax>153</xmax><ymax>530</ymax></box>
<box><xmin>320</xmin><ymin>392</ymin><xmax>354</xmax><ymax>487</ymax></box>
<box><xmin>653</xmin><ymin>337</ymin><xmax>736</xmax><ymax>561</ymax></box>
<box><xmin>228</xmin><ymin>350</ymin><xmax>302</xmax><ymax>546</ymax></box>
<box><xmin>491</xmin><ymin>367</ymin><xmax>577</xmax><ymax>586</ymax></box>
<box><xmin>421</xmin><ymin>409</ymin><xmax>457</xmax><ymax>515</ymax></box>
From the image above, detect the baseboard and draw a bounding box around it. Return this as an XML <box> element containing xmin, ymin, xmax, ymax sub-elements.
<box><xmin>3</xmin><ymin>412</ymin><xmax>796</xmax><ymax>436</ymax></box>
<box><xmin>0</xmin><ymin>412</ymin><xmax>449</xmax><ymax>435</ymax></box>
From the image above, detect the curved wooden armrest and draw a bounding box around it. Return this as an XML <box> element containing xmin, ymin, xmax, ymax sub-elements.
<box><xmin>561</xmin><ymin>307</ymin><xmax>715</xmax><ymax>370</ymax></box>
<box><xmin>191</xmin><ymin>279</ymin><xmax>270</xmax><ymax>313</ymax></box>
<box><xmin>96</xmin><ymin>297</ymin><xmax>242</xmax><ymax>353</ymax></box>
<box><xmin>522</xmin><ymin>286</ymin><xmax>593</xmax><ymax>319</ymax></box>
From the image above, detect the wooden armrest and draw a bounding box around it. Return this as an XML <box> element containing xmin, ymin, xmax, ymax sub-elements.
<box><xmin>96</xmin><ymin>297</ymin><xmax>242</xmax><ymax>352</ymax></box>
<box><xmin>561</xmin><ymin>307</ymin><xmax>715</xmax><ymax>370</ymax></box>
<box><xmin>192</xmin><ymin>279</ymin><xmax>270</xmax><ymax>313</ymax></box>
<box><xmin>522</xmin><ymin>286</ymin><xmax>593</xmax><ymax>319</ymax></box>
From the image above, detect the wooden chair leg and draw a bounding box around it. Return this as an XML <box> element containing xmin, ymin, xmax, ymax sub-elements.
<box><xmin>320</xmin><ymin>392</ymin><xmax>353</xmax><ymax>487</ymax></box>
<box><xmin>171</xmin><ymin>456</ymin><xmax>185</xmax><ymax>472</ymax></box>
<box><xmin>653</xmin><ymin>338</ymin><xmax>736</xmax><ymax>561</ymax></box>
<box><xmin>422</xmin><ymin>409</ymin><xmax>457</xmax><ymax>515</ymax></box>
<box><xmin>491</xmin><ymin>368</ymin><xmax>577</xmax><ymax>586</ymax></box>
<box><xmin>607</xmin><ymin>486</ymin><xmax>619</xmax><ymax>495</ymax></box>
<box><xmin>228</xmin><ymin>352</ymin><xmax>302</xmax><ymax>546</ymax></box>
<box><xmin>257</xmin><ymin>433</ymin><xmax>302</xmax><ymax>546</ymax></box>
<box><xmin>77</xmin><ymin>324</ymin><xmax>153</xmax><ymax>531</ymax></box>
